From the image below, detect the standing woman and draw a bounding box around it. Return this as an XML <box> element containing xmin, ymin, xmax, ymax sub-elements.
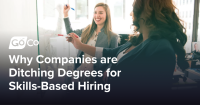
<box><xmin>63</xmin><ymin>3</ymin><xmax>118</xmax><ymax>83</ymax></box>
<box><xmin>66</xmin><ymin>0</ymin><xmax>189</xmax><ymax>101</ymax></box>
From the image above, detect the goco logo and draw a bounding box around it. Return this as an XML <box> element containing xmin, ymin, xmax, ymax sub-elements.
<box><xmin>9</xmin><ymin>36</ymin><xmax>39</xmax><ymax>49</ymax></box>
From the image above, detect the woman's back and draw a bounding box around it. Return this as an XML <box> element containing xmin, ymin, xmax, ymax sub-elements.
<box><xmin>109</xmin><ymin>38</ymin><xmax>175</xmax><ymax>94</ymax></box>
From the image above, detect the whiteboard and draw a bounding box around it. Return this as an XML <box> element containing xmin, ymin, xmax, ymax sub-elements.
<box><xmin>37</xmin><ymin>0</ymin><xmax>77</xmax><ymax>73</ymax></box>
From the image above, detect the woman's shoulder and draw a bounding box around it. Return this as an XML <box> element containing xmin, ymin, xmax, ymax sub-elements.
<box><xmin>150</xmin><ymin>38</ymin><xmax>172</xmax><ymax>47</ymax></box>
<box><xmin>147</xmin><ymin>38</ymin><xmax>174</xmax><ymax>53</ymax></box>
<box><xmin>108</xmin><ymin>31</ymin><xmax>118</xmax><ymax>38</ymax></box>
<box><xmin>108</xmin><ymin>31</ymin><xmax>119</xmax><ymax>39</ymax></box>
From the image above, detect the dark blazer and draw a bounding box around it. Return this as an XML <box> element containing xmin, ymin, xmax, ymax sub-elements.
<box><xmin>64</xmin><ymin>18</ymin><xmax>119</xmax><ymax>71</ymax></box>
<box><xmin>102</xmin><ymin>38</ymin><xmax>176</xmax><ymax>96</ymax></box>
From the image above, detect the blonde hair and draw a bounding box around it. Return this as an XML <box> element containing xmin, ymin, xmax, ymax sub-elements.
<box><xmin>81</xmin><ymin>3</ymin><xmax>112</xmax><ymax>44</ymax></box>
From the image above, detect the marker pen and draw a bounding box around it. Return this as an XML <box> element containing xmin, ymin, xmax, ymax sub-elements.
<box><xmin>66</xmin><ymin>5</ymin><xmax>75</xmax><ymax>11</ymax></box>
<box><xmin>58</xmin><ymin>34</ymin><xmax>78</xmax><ymax>38</ymax></box>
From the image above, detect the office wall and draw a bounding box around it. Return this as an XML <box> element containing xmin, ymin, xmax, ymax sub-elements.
<box><xmin>0</xmin><ymin>0</ymin><xmax>39</xmax><ymax>100</ymax></box>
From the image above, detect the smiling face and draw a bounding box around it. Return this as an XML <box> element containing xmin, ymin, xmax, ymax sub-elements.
<box><xmin>93</xmin><ymin>6</ymin><xmax>107</xmax><ymax>26</ymax></box>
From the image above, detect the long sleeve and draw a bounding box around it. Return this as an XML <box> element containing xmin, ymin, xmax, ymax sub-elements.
<box><xmin>103</xmin><ymin>45</ymin><xmax>123</xmax><ymax>58</ymax></box>
<box><xmin>106</xmin><ymin>34</ymin><xmax>119</xmax><ymax>72</ymax></box>
<box><xmin>95</xmin><ymin>47</ymin><xmax>104</xmax><ymax>59</ymax></box>
<box><xmin>63</xmin><ymin>18</ymin><xmax>84</xmax><ymax>37</ymax></box>
<box><xmin>95</xmin><ymin>44</ymin><xmax>124</xmax><ymax>60</ymax></box>
<box><xmin>94</xmin><ymin>44</ymin><xmax>123</xmax><ymax>72</ymax></box>
<box><xmin>95</xmin><ymin>44</ymin><xmax>122</xmax><ymax>74</ymax></box>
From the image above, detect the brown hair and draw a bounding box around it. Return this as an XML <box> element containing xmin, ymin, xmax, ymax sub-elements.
<box><xmin>129</xmin><ymin>0</ymin><xmax>189</xmax><ymax>70</ymax></box>
<box><xmin>81</xmin><ymin>3</ymin><xmax>112</xmax><ymax>44</ymax></box>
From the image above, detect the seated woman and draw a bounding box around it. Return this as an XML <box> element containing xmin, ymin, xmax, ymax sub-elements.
<box><xmin>63</xmin><ymin>3</ymin><xmax>118</xmax><ymax>83</ymax></box>
<box><xmin>66</xmin><ymin>0</ymin><xmax>189</xmax><ymax>101</ymax></box>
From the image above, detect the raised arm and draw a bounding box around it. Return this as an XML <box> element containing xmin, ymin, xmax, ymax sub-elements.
<box><xmin>63</xmin><ymin>4</ymin><xmax>83</xmax><ymax>36</ymax></box>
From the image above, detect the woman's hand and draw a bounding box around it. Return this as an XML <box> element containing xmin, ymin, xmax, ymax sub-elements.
<box><xmin>66</xmin><ymin>33</ymin><xmax>96</xmax><ymax>57</ymax></box>
<box><xmin>63</xmin><ymin>4</ymin><xmax>70</xmax><ymax>17</ymax></box>
<box><xmin>66</xmin><ymin>33</ymin><xmax>82</xmax><ymax>49</ymax></box>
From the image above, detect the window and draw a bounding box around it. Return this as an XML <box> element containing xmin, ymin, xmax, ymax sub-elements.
<box><xmin>113</xmin><ymin>0</ymin><xmax>124</xmax><ymax>18</ymax></box>
<box><xmin>95</xmin><ymin>0</ymin><xmax>106</xmax><ymax>4</ymax></box>
<box><xmin>186</xmin><ymin>11</ymin><xmax>188</xmax><ymax>18</ymax></box>
<box><xmin>107</xmin><ymin>0</ymin><xmax>124</xmax><ymax>19</ymax></box>
<box><xmin>174</xmin><ymin>0</ymin><xmax>195</xmax><ymax>53</ymax></box>
<box><xmin>75</xmin><ymin>0</ymin><xmax>88</xmax><ymax>20</ymax></box>
<box><xmin>177</xmin><ymin>0</ymin><xmax>179</xmax><ymax>6</ymax></box>
<box><xmin>198</xmin><ymin>1</ymin><xmax>200</xmax><ymax>41</ymax></box>
<box><xmin>189</xmin><ymin>23</ymin><xmax>191</xmax><ymax>29</ymax></box>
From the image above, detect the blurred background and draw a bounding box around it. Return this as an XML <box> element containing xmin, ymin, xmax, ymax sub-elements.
<box><xmin>0</xmin><ymin>0</ymin><xmax>200</xmax><ymax>104</ymax></box>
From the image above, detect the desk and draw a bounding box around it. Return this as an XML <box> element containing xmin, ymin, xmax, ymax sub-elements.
<box><xmin>172</xmin><ymin>69</ymin><xmax>200</xmax><ymax>90</ymax></box>
<box><xmin>187</xmin><ymin>69</ymin><xmax>200</xmax><ymax>76</ymax></box>
<box><xmin>187</xmin><ymin>60</ymin><xmax>200</xmax><ymax>68</ymax></box>
<box><xmin>186</xmin><ymin>69</ymin><xmax>200</xmax><ymax>82</ymax></box>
